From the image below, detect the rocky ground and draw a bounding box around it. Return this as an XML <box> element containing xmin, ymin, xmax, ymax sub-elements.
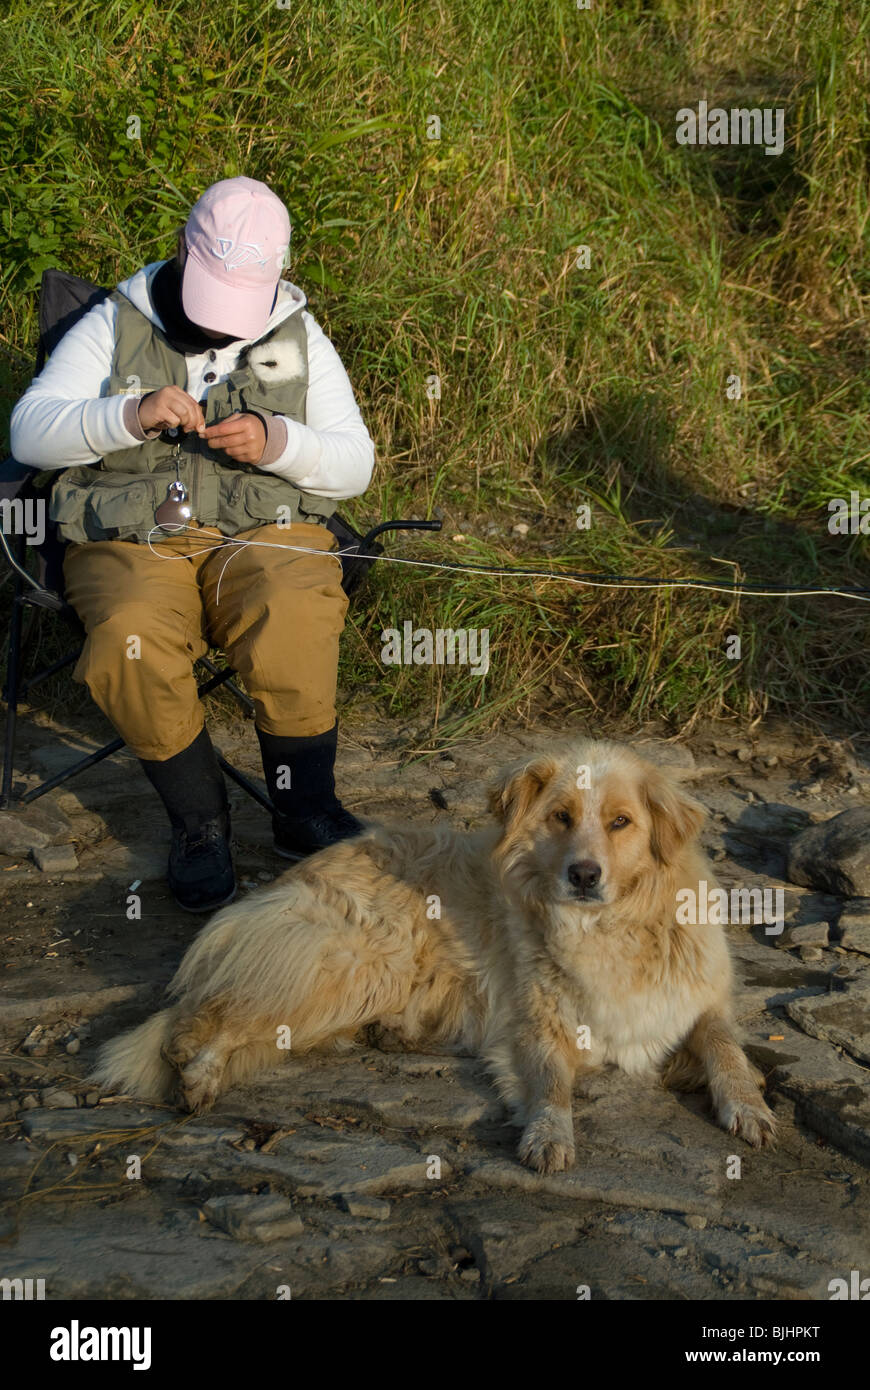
<box><xmin>1</xmin><ymin>704</ymin><xmax>869</xmax><ymax>1301</ymax></box>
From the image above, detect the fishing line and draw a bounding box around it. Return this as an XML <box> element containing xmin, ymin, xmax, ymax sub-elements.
<box><xmin>143</xmin><ymin>522</ymin><xmax>870</xmax><ymax>605</ymax></box>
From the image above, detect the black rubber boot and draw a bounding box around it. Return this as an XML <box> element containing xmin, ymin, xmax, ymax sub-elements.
<box><xmin>257</xmin><ymin>723</ymin><xmax>364</xmax><ymax>860</ymax></box>
<box><xmin>139</xmin><ymin>727</ymin><xmax>236</xmax><ymax>913</ymax></box>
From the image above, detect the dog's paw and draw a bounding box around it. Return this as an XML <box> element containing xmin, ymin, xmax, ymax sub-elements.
<box><xmin>176</xmin><ymin>1050</ymin><xmax>222</xmax><ymax>1114</ymax></box>
<box><xmin>718</xmin><ymin>1094</ymin><xmax>776</xmax><ymax>1148</ymax></box>
<box><xmin>518</xmin><ymin>1106</ymin><xmax>576</xmax><ymax>1174</ymax></box>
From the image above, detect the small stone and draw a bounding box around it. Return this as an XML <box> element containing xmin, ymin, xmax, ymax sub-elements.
<box><xmin>804</xmin><ymin>781</ymin><xmax>823</xmax><ymax>795</ymax></box>
<box><xmin>684</xmin><ymin>1215</ymin><xmax>707</xmax><ymax>1230</ymax></box>
<box><xmin>735</xmin><ymin>748</ymin><xmax>752</xmax><ymax>762</ymax></box>
<box><xmin>65</xmin><ymin>1038</ymin><xmax>81</xmax><ymax>1056</ymax></box>
<box><xmin>41</xmin><ymin>1090</ymin><xmax>78</xmax><ymax>1109</ymax></box>
<box><xmin>83</xmin><ymin>1091</ymin><xmax>101</xmax><ymax>1108</ymax></box>
<box><xmin>344</xmin><ymin>1196</ymin><xmax>391</xmax><ymax>1220</ymax></box>
<box><xmin>66</xmin><ymin>1152</ymin><xmax>78</xmax><ymax>1167</ymax></box>
<box><xmin>19</xmin><ymin>1094</ymin><xmax>38</xmax><ymax>1111</ymax></box>
<box><xmin>799</xmin><ymin>946</ymin><xmax>823</xmax><ymax>963</ymax></box>
<box><xmin>33</xmin><ymin>844</ymin><xmax>79</xmax><ymax>874</ymax></box>
<box><xmin>511</xmin><ymin>523</ymin><xmax>529</xmax><ymax>537</ymax></box>
<box><xmin>672</xmin><ymin>1246</ymin><xmax>689</xmax><ymax>1258</ymax></box>
<box><xmin>203</xmin><ymin>1194</ymin><xmax>303</xmax><ymax>1243</ymax></box>
<box><xmin>21</xmin><ymin>1025</ymin><xmax>48</xmax><ymax>1056</ymax></box>
<box><xmin>779</xmin><ymin>920</ymin><xmax>830</xmax><ymax>950</ymax></box>
<box><xmin>459</xmin><ymin>1267</ymin><xmax>481</xmax><ymax>1282</ymax></box>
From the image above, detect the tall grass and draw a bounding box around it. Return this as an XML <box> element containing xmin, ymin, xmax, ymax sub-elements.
<box><xmin>0</xmin><ymin>0</ymin><xmax>867</xmax><ymax>740</ymax></box>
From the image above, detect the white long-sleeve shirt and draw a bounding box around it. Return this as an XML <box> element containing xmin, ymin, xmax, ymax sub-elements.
<box><xmin>9</xmin><ymin>262</ymin><xmax>374</xmax><ymax>500</ymax></box>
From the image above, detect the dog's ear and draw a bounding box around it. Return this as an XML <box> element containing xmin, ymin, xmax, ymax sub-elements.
<box><xmin>488</xmin><ymin>756</ymin><xmax>559</xmax><ymax>829</ymax></box>
<box><xmin>642</xmin><ymin>765</ymin><xmax>706</xmax><ymax>865</ymax></box>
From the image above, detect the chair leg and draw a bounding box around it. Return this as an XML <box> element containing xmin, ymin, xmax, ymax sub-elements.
<box><xmin>1</xmin><ymin>591</ymin><xmax>25</xmax><ymax>809</ymax></box>
<box><xmin>216</xmin><ymin>755</ymin><xmax>274</xmax><ymax>814</ymax></box>
<box><xmin>198</xmin><ymin>656</ymin><xmax>255</xmax><ymax>717</ymax></box>
<box><xmin>18</xmin><ymin>737</ymin><xmax>126</xmax><ymax>805</ymax></box>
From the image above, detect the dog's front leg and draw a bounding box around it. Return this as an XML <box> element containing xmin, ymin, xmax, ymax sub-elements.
<box><xmin>687</xmin><ymin>1010</ymin><xmax>776</xmax><ymax>1147</ymax></box>
<box><xmin>513</xmin><ymin>983</ymin><xmax>579</xmax><ymax>1174</ymax></box>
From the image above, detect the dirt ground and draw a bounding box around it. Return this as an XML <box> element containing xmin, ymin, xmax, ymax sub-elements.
<box><xmin>1</xmin><ymin>703</ymin><xmax>869</xmax><ymax>1301</ymax></box>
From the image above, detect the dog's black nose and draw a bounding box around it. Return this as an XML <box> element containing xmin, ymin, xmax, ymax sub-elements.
<box><xmin>567</xmin><ymin>859</ymin><xmax>601</xmax><ymax>893</ymax></box>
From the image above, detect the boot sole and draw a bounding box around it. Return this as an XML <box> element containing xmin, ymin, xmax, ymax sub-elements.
<box><xmin>172</xmin><ymin>884</ymin><xmax>238</xmax><ymax>914</ymax></box>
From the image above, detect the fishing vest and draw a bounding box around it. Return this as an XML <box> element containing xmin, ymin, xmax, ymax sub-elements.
<box><xmin>49</xmin><ymin>290</ymin><xmax>335</xmax><ymax>545</ymax></box>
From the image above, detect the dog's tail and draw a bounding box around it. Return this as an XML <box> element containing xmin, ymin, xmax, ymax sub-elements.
<box><xmin>91</xmin><ymin>1008</ymin><xmax>177</xmax><ymax>1103</ymax></box>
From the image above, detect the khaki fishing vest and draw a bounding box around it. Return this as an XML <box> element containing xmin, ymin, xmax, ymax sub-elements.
<box><xmin>50</xmin><ymin>290</ymin><xmax>335</xmax><ymax>544</ymax></box>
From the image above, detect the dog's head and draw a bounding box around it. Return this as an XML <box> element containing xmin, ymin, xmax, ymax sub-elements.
<box><xmin>488</xmin><ymin>740</ymin><xmax>706</xmax><ymax>911</ymax></box>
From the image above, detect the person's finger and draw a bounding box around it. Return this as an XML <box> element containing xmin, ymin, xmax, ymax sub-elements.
<box><xmin>201</xmin><ymin>427</ymin><xmax>258</xmax><ymax>447</ymax></box>
<box><xmin>204</xmin><ymin>427</ymin><xmax>255</xmax><ymax>447</ymax></box>
<box><xmin>176</xmin><ymin>398</ymin><xmax>205</xmax><ymax>430</ymax></box>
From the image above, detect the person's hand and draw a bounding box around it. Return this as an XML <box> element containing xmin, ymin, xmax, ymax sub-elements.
<box><xmin>138</xmin><ymin>387</ymin><xmax>205</xmax><ymax>434</ymax></box>
<box><xmin>197</xmin><ymin>412</ymin><xmax>267</xmax><ymax>464</ymax></box>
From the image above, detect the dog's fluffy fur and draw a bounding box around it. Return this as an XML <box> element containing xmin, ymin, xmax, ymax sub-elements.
<box><xmin>94</xmin><ymin>739</ymin><xmax>774</xmax><ymax>1172</ymax></box>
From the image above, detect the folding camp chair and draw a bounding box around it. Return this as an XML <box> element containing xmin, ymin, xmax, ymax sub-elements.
<box><xmin>0</xmin><ymin>268</ymin><xmax>440</xmax><ymax>812</ymax></box>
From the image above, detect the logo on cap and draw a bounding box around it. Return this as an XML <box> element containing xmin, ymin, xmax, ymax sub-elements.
<box><xmin>210</xmin><ymin>237</ymin><xmax>269</xmax><ymax>272</ymax></box>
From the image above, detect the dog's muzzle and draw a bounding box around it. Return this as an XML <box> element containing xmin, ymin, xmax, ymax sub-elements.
<box><xmin>564</xmin><ymin>858</ymin><xmax>605</xmax><ymax>903</ymax></box>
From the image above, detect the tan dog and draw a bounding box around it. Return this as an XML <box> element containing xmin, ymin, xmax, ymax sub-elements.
<box><xmin>94</xmin><ymin>739</ymin><xmax>775</xmax><ymax>1172</ymax></box>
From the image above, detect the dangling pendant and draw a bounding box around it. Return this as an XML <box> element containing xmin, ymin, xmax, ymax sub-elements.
<box><xmin>155</xmin><ymin>479</ymin><xmax>192</xmax><ymax>530</ymax></box>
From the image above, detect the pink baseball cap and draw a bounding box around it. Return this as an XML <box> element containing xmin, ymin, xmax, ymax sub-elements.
<box><xmin>181</xmin><ymin>177</ymin><xmax>291</xmax><ymax>340</ymax></box>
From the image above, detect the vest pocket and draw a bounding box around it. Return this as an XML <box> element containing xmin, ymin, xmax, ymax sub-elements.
<box><xmin>50</xmin><ymin>471</ymin><xmax>169</xmax><ymax>543</ymax></box>
<box><xmin>238</xmin><ymin>475</ymin><xmax>303</xmax><ymax>528</ymax></box>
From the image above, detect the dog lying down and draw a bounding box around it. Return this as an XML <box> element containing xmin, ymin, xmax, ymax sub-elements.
<box><xmin>94</xmin><ymin>738</ymin><xmax>775</xmax><ymax>1173</ymax></box>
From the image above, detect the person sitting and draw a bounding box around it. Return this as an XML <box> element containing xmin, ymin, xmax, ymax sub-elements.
<box><xmin>10</xmin><ymin>176</ymin><xmax>374</xmax><ymax>912</ymax></box>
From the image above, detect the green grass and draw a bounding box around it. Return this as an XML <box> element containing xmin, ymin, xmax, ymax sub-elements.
<box><xmin>1</xmin><ymin>0</ymin><xmax>868</xmax><ymax>741</ymax></box>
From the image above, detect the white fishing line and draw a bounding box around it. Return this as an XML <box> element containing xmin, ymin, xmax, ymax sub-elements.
<box><xmin>143</xmin><ymin>521</ymin><xmax>870</xmax><ymax>605</ymax></box>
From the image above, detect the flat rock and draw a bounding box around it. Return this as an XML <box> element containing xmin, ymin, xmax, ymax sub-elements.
<box><xmin>0</xmin><ymin>983</ymin><xmax>146</xmax><ymax>1028</ymax></box>
<box><xmin>787</xmin><ymin>808</ymin><xmax>870</xmax><ymax>897</ymax></box>
<box><xmin>837</xmin><ymin>901</ymin><xmax>870</xmax><ymax>955</ymax></box>
<box><xmin>786</xmin><ymin>977</ymin><xmax>870</xmax><ymax>1066</ymax></box>
<box><xmin>21</xmin><ymin>1104</ymin><xmax>176</xmax><ymax>1142</ymax></box>
<box><xmin>767</xmin><ymin>1017</ymin><xmax>870</xmax><ymax>1163</ymax></box>
<box><xmin>40</xmin><ymin>1090</ymin><xmax>78</xmax><ymax>1110</ymax></box>
<box><xmin>729</xmin><ymin>802</ymin><xmax>812</xmax><ymax>842</ymax></box>
<box><xmin>729</xmin><ymin>936</ymin><xmax>832</xmax><ymax>1018</ymax></box>
<box><xmin>32</xmin><ymin>844</ymin><xmax>79</xmax><ymax>873</ymax></box>
<box><xmin>0</xmin><ymin>801</ymin><xmax>73</xmax><ymax>856</ymax></box>
<box><xmin>202</xmin><ymin>1194</ymin><xmax>303</xmax><ymax>1242</ymax></box>
<box><xmin>344</xmin><ymin>1196</ymin><xmax>391</xmax><ymax>1220</ymax></box>
<box><xmin>469</xmin><ymin>1157</ymin><xmax>721</xmax><ymax>1217</ymax></box>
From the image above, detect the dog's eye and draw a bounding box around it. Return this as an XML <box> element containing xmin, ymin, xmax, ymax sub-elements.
<box><xmin>552</xmin><ymin>809</ymin><xmax>573</xmax><ymax>828</ymax></box>
<box><xmin>610</xmin><ymin>815</ymin><xmax>631</xmax><ymax>829</ymax></box>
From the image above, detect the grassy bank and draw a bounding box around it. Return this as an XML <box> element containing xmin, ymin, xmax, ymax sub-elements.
<box><xmin>1</xmin><ymin>0</ymin><xmax>868</xmax><ymax>741</ymax></box>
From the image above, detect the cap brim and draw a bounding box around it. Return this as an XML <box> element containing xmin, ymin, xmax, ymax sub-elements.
<box><xmin>181</xmin><ymin>253</ymin><xmax>274</xmax><ymax>342</ymax></box>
